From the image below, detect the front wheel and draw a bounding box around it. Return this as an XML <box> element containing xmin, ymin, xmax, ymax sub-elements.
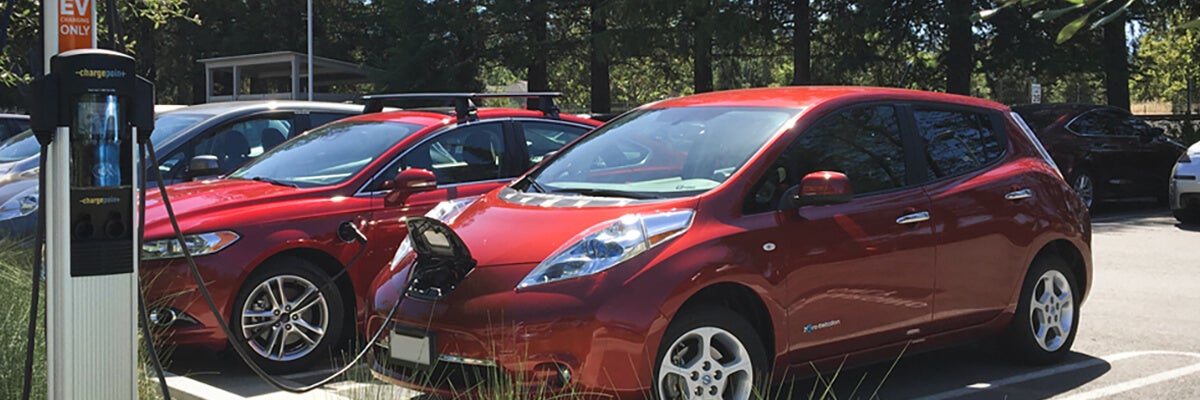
<box><xmin>1004</xmin><ymin>255</ymin><xmax>1080</xmax><ymax>365</ymax></box>
<box><xmin>1071</xmin><ymin>171</ymin><xmax>1099</xmax><ymax>210</ymax></box>
<box><xmin>230</xmin><ymin>256</ymin><xmax>345</xmax><ymax>374</ymax></box>
<box><xmin>655</xmin><ymin>307</ymin><xmax>767</xmax><ymax>400</ymax></box>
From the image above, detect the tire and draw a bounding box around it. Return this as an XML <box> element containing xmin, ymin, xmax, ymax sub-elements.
<box><xmin>230</xmin><ymin>256</ymin><xmax>345</xmax><ymax>374</ymax></box>
<box><xmin>654</xmin><ymin>306</ymin><xmax>768</xmax><ymax>400</ymax></box>
<box><xmin>1175</xmin><ymin>208</ymin><xmax>1200</xmax><ymax>225</ymax></box>
<box><xmin>1070</xmin><ymin>171</ymin><xmax>1100</xmax><ymax>210</ymax></box>
<box><xmin>1004</xmin><ymin>254</ymin><xmax>1080</xmax><ymax>365</ymax></box>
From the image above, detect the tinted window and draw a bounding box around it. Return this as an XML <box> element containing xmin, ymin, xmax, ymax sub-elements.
<box><xmin>230</xmin><ymin>121</ymin><xmax>422</xmax><ymax>188</ymax></box>
<box><xmin>915</xmin><ymin>109</ymin><xmax>1005</xmax><ymax>179</ymax></box>
<box><xmin>371</xmin><ymin>122</ymin><xmax>508</xmax><ymax>189</ymax></box>
<box><xmin>744</xmin><ymin>105</ymin><xmax>905</xmax><ymax>214</ymax></box>
<box><xmin>521</xmin><ymin>121</ymin><xmax>589</xmax><ymax>165</ymax></box>
<box><xmin>1067</xmin><ymin>109</ymin><xmax>1154</xmax><ymax>137</ymax></box>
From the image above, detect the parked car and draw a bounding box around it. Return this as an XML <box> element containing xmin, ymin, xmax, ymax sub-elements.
<box><xmin>1013</xmin><ymin>104</ymin><xmax>1186</xmax><ymax>208</ymax></box>
<box><xmin>139</xmin><ymin>93</ymin><xmax>603</xmax><ymax>373</ymax></box>
<box><xmin>0</xmin><ymin>101</ymin><xmax>361</xmax><ymax>240</ymax></box>
<box><xmin>366</xmin><ymin>87</ymin><xmax>1093</xmax><ymax>399</ymax></box>
<box><xmin>1171</xmin><ymin>140</ymin><xmax>1200</xmax><ymax>224</ymax></box>
<box><xmin>0</xmin><ymin>113</ymin><xmax>30</xmax><ymax>142</ymax></box>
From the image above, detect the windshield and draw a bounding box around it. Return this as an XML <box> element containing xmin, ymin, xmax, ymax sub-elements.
<box><xmin>228</xmin><ymin>120</ymin><xmax>422</xmax><ymax>188</ymax></box>
<box><xmin>150</xmin><ymin>112</ymin><xmax>213</xmax><ymax>145</ymax></box>
<box><xmin>0</xmin><ymin>130</ymin><xmax>38</xmax><ymax>162</ymax></box>
<box><xmin>529</xmin><ymin>106</ymin><xmax>799</xmax><ymax>199</ymax></box>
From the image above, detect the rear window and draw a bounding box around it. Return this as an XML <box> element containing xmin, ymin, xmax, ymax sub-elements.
<box><xmin>914</xmin><ymin>109</ymin><xmax>1006</xmax><ymax>179</ymax></box>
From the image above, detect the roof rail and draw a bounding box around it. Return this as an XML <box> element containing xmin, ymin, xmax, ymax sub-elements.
<box><xmin>361</xmin><ymin>92</ymin><xmax>562</xmax><ymax>123</ymax></box>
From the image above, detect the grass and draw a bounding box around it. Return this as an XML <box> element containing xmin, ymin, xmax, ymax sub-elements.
<box><xmin>0</xmin><ymin>237</ymin><xmax>173</xmax><ymax>400</ymax></box>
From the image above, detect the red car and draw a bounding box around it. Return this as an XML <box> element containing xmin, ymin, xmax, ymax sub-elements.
<box><xmin>140</xmin><ymin>93</ymin><xmax>601</xmax><ymax>372</ymax></box>
<box><xmin>366</xmin><ymin>87</ymin><xmax>1093</xmax><ymax>398</ymax></box>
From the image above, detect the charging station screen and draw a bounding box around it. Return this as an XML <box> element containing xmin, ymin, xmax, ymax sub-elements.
<box><xmin>72</xmin><ymin>94</ymin><xmax>125</xmax><ymax>187</ymax></box>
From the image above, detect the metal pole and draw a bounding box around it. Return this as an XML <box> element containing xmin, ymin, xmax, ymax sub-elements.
<box><xmin>307</xmin><ymin>0</ymin><xmax>314</xmax><ymax>101</ymax></box>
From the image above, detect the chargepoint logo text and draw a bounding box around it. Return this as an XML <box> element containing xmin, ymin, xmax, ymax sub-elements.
<box><xmin>75</xmin><ymin>69</ymin><xmax>128</xmax><ymax>79</ymax></box>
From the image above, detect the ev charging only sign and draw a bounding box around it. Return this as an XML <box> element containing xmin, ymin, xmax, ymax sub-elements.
<box><xmin>58</xmin><ymin>0</ymin><xmax>94</xmax><ymax>52</ymax></box>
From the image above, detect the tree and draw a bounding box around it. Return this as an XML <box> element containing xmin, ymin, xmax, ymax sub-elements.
<box><xmin>792</xmin><ymin>0</ymin><xmax>811</xmax><ymax>85</ymax></box>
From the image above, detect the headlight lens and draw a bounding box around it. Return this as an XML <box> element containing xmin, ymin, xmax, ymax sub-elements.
<box><xmin>141</xmin><ymin>231</ymin><xmax>240</xmax><ymax>261</ymax></box>
<box><xmin>0</xmin><ymin>186</ymin><xmax>39</xmax><ymax>221</ymax></box>
<box><xmin>387</xmin><ymin>197</ymin><xmax>477</xmax><ymax>271</ymax></box>
<box><xmin>518</xmin><ymin>209</ymin><xmax>694</xmax><ymax>288</ymax></box>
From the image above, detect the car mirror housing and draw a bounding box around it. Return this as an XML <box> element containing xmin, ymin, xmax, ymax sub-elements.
<box><xmin>794</xmin><ymin>171</ymin><xmax>853</xmax><ymax>207</ymax></box>
<box><xmin>186</xmin><ymin>155</ymin><xmax>220</xmax><ymax>179</ymax></box>
<box><xmin>385</xmin><ymin>168</ymin><xmax>438</xmax><ymax>206</ymax></box>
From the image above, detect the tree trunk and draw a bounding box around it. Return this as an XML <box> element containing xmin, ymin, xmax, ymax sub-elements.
<box><xmin>945</xmin><ymin>0</ymin><xmax>972</xmax><ymax>95</ymax></box>
<box><xmin>589</xmin><ymin>0</ymin><xmax>611</xmax><ymax>113</ymax></box>
<box><xmin>693</xmin><ymin>17</ymin><xmax>713</xmax><ymax>93</ymax></box>
<box><xmin>791</xmin><ymin>0</ymin><xmax>810</xmax><ymax>85</ymax></box>
<box><xmin>528</xmin><ymin>0</ymin><xmax>550</xmax><ymax>92</ymax></box>
<box><xmin>1102</xmin><ymin>15</ymin><xmax>1130</xmax><ymax>110</ymax></box>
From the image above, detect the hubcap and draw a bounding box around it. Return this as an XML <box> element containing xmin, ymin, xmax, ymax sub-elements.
<box><xmin>240</xmin><ymin>275</ymin><xmax>329</xmax><ymax>362</ymax></box>
<box><xmin>658</xmin><ymin>326</ymin><xmax>753</xmax><ymax>400</ymax></box>
<box><xmin>1073</xmin><ymin>174</ymin><xmax>1094</xmax><ymax>208</ymax></box>
<box><xmin>1029</xmin><ymin>270</ymin><xmax>1074</xmax><ymax>352</ymax></box>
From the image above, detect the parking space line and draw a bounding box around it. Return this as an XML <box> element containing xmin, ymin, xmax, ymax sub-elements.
<box><xmin>913</xmin><ymin>351</ymin><xmax>1200</xmax><ymax>400</ymax></box>
<box><xmin>1054</xmin><ymin>360</ymin><xmax>1200</xmax><ymax>400</ymax></box>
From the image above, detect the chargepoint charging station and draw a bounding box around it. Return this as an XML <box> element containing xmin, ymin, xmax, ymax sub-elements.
<box><xmin>30</xmin><ymin>49</ymin><xmax>154</xmax><ymax>399</ymax></box>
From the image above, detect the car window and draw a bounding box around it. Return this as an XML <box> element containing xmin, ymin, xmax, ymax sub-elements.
<box><xmin>0</xmin><ymin>130</ymin><xmax>39</xmax><ymax>163</ymax></box>
<box><xmin>155</xmin><ymin>115</ymin><xmax>294</xmax><ymax>181</ymax></box>
<box><xmin>1067</xmin><ymin>109</ymin><xmax>1150</xmax><ymax>137</ymax></box>
<box><xmin>744</xmin><ymin>105</ymin><xmax>905</xmax><ymax>214</ymax></box>
<box><xmin>310</xmin><ymin>113</ymin><xmax>354</xmax><ymax>128</ymax></box>
<box><xmin>229</xmin><ymin>120</ymin><xmax>422</xmax><ymax>188</ymax></box>
<box><xmin>914</xmin><ymin>108</ymin><xmax>1005</xmax><ymax>179</ymax></box>
<box><xmin>375</xmin><ymin>122</ymin><xmax>508</xmax><ymax>188</ymax></box>
<box><xmin>520</xmin><ymin>121</ymin><xmax>589</xmax><ymax>165</ymax></box>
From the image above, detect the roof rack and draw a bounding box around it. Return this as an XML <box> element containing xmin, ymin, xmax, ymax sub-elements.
<box><xmin>361</xmin><ymin>92</ymin><xmax>562</xmax><ymax>123</ymax></box>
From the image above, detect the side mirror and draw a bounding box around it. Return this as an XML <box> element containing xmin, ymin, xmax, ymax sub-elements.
<box><xmin>385</xmin><ymin>168</ymin><xmax>438</xmax><ymax>206</ymax></box>
<box><xmin>1141</xmin><ymin>127</ymin><xmax>1166</xmax><ymax>143</ymax></box>
<box><xmin>185</xmin><ymin>155</ymin><xmax>220</xmax><ymax>179</ymax></box>
<box><xmin>781</xmin><ymin>171</ymin><xmax>853</xmax><ymax>209</ymax></box>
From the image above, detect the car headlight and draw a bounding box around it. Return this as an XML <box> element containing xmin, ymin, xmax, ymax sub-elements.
<box><xmin>518</xmin><ymin>209</ymin><xmax>694</xmax><ymax>289</ymax></box>
<box><xmin>387</xmin><ymin>197</ymin><xmax>477</xmax><ymax>271</ymax></box>
<box><xmin>0</xmin><ymin>186</ymin><xmax>39</xmax><ymax>221</ymax></box>
<box><xmin>141</xmin><ymin>231</ymin><xmax>240</xmax><ymax>261</ymax></box>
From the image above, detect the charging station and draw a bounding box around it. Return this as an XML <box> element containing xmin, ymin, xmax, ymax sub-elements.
<box><xmin>30</xmin><ymin>49</ymin><xmax>154</xmax><ymax>399</ymax></box>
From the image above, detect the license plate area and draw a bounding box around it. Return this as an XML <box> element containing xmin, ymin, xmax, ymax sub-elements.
<box><xmin>389</xmin><ymin>326</ymin><xmax>437</xmax><ymax>368</ymax></box>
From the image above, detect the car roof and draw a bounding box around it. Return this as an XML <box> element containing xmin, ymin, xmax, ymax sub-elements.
<box><xmin>341</xmin><ymin>107</ymin><xmax>601</xmax><ymax>127</ymax></box>
<box><xmin>158</xmin><ymin>100</ymin><xmax>364</xmax><ymax>116</ymax></box>
<box><xmin>0</xmin><ymin>113</ymin><xmax>30</xmax><ymax>120</ymax></box>
<box><xmin>647</xmin><ymin>86</ymin><xmax>1009</xmax><ymax>111</ymax></box>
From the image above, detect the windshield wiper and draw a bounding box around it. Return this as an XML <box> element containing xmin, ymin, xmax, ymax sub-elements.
<box><xmin>547</xmin><ymin>187</ymin><xmax>661</xmax><ymax>200</ymax></box>
<box><xmin>248</xmin><ymin>176</ymin><xmax>299</xmax><ymax>188</ymax></box>
<box><xmin>517</xmin><ymin>175</ymin><xmax>548</xmax><ymax>193</ymax></box>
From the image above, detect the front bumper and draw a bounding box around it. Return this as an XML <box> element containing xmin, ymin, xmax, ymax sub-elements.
<box><xmin>366</xmin><ymin>262</ymin><xmax>664</xmax><ymax>398</ymax></box>
<box><xmin>1170</xmin><ymin>159</ymin><xmax>1200</xmax><ymax>211</ymax></box>
<box><xmin>140</xmin><ymin>256</ymin><xmax>242</xmax><ymax>351</ymax></box>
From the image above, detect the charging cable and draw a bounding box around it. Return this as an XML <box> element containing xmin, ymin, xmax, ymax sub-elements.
<box><xmin>137</xmin><ymin>145</ymin><xmax>172</xmax><ymax>400</ymax></box>
<box><xmin>144</xmin><ymin>142</ymin><xmax>407</xmax><ymax>393</ymax></box>
<box><xmin>19</xmin><ymin>144</ymin><xmax>48</xmax><ymax>400</ymax></box>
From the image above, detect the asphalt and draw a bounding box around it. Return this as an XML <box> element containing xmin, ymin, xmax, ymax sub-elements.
<box><xmin>163</xmin><ymin>202</ymin><xmax>1200</xmax><ymax>400</ymax></box>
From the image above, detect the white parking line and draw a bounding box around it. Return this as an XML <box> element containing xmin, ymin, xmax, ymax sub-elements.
<box><xmin>913</xmin><ymin>351</ymin><xmax>1200</xmax><ymax>400</ymax></box>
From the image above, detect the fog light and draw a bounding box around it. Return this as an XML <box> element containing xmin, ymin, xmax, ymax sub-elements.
<box><xmin>148</xmin><ymin>308</ymin><xmax>177</xmax><ymax>327</ymax></box>
<box><xmin>533</xmin><ymin>362</ymin><xmax>572</xmax><ymax>389</ymax></box>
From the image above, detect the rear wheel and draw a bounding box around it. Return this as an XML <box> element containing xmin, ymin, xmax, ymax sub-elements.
<box><xmin>1071</xmin><ymin>171</ymin><xmax>1099</xmax><ymax>210</ymax></box>
<box><xmin>1175</xmin><ymin>208</ymin><xmax>1200</xmax><ymax>225</ymax></box>
<box><xmin>1004</xmin><ymin>255</ymin><xmax>1080</xmax><ymax>365</ymax></box>
<box><xmin>655</xmin><ymin>307</ymin><xmax>767</xmax><ymax>400</ymax></box>
<box><xmin>231</xmin><ymin>256</ymin><xmax>345</xmax><ymax>374</ymax></box>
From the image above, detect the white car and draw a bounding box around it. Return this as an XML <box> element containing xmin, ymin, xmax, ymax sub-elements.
<box><xmin>1171</xmin><ymin>140</ymin><xmax>1200</xmax><ymax>224</ymax></box>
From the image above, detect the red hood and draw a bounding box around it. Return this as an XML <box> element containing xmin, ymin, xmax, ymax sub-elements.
<box><xmin>447</xmin><ymin>189</ymin><xmax>699</xmax><ymax>267</ymax></box>
<box><xmin>143</xmin><ymin>179</ymin><xmax>321</xmax><ymax>238</ymax></box>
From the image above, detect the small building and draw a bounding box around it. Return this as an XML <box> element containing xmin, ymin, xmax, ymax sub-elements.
<box><xmin>198</xmin><ymin>51</ymin><xmax>376</xmax><ymax>103</ymax></box>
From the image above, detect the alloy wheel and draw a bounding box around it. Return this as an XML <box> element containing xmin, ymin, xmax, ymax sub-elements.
<box><xmin>658</xmin><ymin>326</ymin><xmax>754</xmax><ymax>400</ymax></box>
<box><xmin>1029</xmin><ymin>269</ymin><xmax>1075</xmax><ymax>352</ymax></box>
<box><xmin>1072</xmin><ymin>174</ymin><xmax>1094</xmax><ymax>208</ymax></box>
<box><xmin>240</xmin><ymin>274</ymin><xmax>329</xmax><ymax>362</ymax></box>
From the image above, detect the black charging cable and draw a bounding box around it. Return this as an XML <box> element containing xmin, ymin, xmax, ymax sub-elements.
<box><xmin>137</xmin><ymin>144</ymin><xmax>172</xmax><ymax>400</ymax></box>
<box><xmin>19</xmin><ymin>144</ymin><xmax>48</xmax><ymax>400</ymax></box>
<box><xmin>145</xmin><ymin>143</ymin><xmax>407</xmax><ymax>393</ymax></box>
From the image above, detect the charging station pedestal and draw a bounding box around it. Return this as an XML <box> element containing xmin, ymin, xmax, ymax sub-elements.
<box><xmin>31</xmin><ymin>49</ymin><xmax>154</xmax><ymax>400</ymax></box>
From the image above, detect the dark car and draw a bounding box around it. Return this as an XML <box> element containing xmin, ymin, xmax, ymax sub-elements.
<box><xmin>1013</xmin><ymin>104</ymin><xmax>1186</xmax><ymax>208</ymax></box>
<box><xmin>0</xmin><ymin>113</ymin><xmax>30</xmax><ymax>142</ymax></box>
<box><xmin>0</xmin><ymin>101</ymin><xmax>362</xmax><ymax>240</ymax></box>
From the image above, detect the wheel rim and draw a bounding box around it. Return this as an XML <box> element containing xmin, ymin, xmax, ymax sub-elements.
<box><xmin>1029</xmin><ymin>270</ymin><xmax>1075</xmax><ymax>352</ymax></box>
<box><xmin>658</xmin><ymin>327</ymin><xmax>754</xmax><ymax>400</ymax></box>
<box><xmin>240</xmin><ymin>275</ymin><xmax>329</xmax><ymax>362</ymax></box>
<box><xmin>1073</xmin><ymin>174</ymin><xmax>1094</xmax><ymax>208</ymax></box>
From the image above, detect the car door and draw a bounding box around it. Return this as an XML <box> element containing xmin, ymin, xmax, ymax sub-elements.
<box><xmin>151</xmin><ymin>112</ymin><xmax>297</xmax><ymax>184</ymax></box>
<box><xmin>908</xmin><ymin>105</ymin><xmax>1037</xmax><ymax>331</ymax></box>
<box><xmin>741</xmin><ymin>104</ymin><xmax>935</xmax><ymax>364</ymax></box>
<box><xmin>1066</xmin><ymin>109</ymin><xmax>1156</xmax><ymax>198</ymax></box>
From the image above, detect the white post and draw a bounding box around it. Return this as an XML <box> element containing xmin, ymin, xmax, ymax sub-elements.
<box><xmin>307</xmin><ymin>0</ymin><xmax>314</xmax><ymax>101</ymax></box>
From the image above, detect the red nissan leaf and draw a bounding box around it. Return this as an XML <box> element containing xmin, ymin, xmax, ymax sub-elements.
<box><xmin>140</xmin><ymin>94</ymin><xmax>602</xmax><ymax>372</ymax></box>
<box><xmin>366</xmin><ymin>87</ymin><xmax>1092</xmax><ymax>398</ymax></box>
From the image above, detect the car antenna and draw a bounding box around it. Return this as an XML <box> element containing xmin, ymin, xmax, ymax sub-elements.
<box><xmin>897</xmin><ymin>61</ymin><xmax>914</xmax><ymax>88</ymax></box>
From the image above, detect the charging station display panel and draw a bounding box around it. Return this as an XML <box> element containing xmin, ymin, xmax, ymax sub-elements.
<box><xmin>69</xmin><ymin>93</ymin><xmax>134</xmax><ymax>277</ymax></box>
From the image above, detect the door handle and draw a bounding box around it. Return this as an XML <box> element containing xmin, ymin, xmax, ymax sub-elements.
<box><xmin>1005</xmin><ymin>189</ymin><xmax>1033</xmax><ymax>200</ymax></box>
<box><xmin>896</xmin><ymin>211</ymin><xmax>930</xmax><ymax>225</ymax></box>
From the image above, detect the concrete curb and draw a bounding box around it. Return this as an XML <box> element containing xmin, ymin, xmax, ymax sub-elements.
<box><xmin>164</xmin><ymin>372</ymin><xmax>355</xmax><ymax>400</ymax></box>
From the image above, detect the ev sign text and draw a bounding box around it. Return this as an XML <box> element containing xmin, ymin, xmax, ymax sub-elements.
<box><xmin>58</xmin><ymin>0</ymin><xmax>94</xmax><ymax>52</ymax></box>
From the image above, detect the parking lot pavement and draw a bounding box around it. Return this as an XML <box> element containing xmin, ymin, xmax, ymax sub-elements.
<box><xmin>165</xmin><ymin>204</ymin><xmax>1200</xmax><ymax>400</ymax></box>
